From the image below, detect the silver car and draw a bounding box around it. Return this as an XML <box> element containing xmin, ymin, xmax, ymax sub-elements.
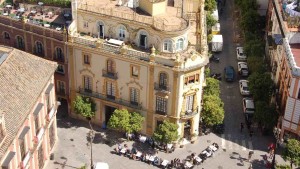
<box><xmin>239</xmin><ymin>80</ymin><xmax>250</xmax><ymax>96</ymax></box>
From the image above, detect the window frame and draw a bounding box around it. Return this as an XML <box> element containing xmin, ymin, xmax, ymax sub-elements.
<box><xmin>83</xmin><ymin>54</ymin><xmax>90</xmax><ymax>65</ymax></box>
<box><xmin>36</xmin><ymin>41</ymin><xmax>43</xmax><ymax>55</ymax></box>
<box><xmin>56</xmin><ymin>64</ymin><xmax>65</xmax><ymax>74</ymax></box>
<box><xmin>176</xmin><ymin>38</ymin><xmax>184</xmax><ymax>51</ymax></box>
<box><xmin>186</xmin><ymin>95</ymin><xmax>194</xmax><ymax>112</ymax></box>
<box><xmin>56</xmin><ymin>47</ymin><xmax>63</xmax><ymax>59</ymax></box>
<box><xmin>118</xmin><ymin>25</ymin><xmax>126</xmax><ymax>40</ymax></box>
<box><xmin>130</xmin><ymin>88</ymin><xmax>139</xmax><ymax>105</ymax></box>
<box><xmin>57</xmin><ymin>80</ymin><xmax>65</xmax><ymax>94</ymax></box>
<box><xmin>163</xmin><ymin>39</ymin><xmax>173</xmax><ymax>52</ymax></box>
<box><xmin>4</xmin><ymin>32</ymin><xmax>10</xmax><ymax>39</ymax></box>
<box><xmin>16</xmin><ymin>36</ymin><xmax>24</xmax><ymax>49</ymax></box>
<box><xmin>83</xmin><ymin>75</ymin><xmax>92</xmax><ymax>92</ymax></box>
<box><xmin>156</xmin><ymin>96</ymin><xmax>167</xmax><ymax>114</ymax></box>
<box><xmin>159</xmin><ymin>72</ymin><xmax>168</xmax><ymax>87</ymax></box>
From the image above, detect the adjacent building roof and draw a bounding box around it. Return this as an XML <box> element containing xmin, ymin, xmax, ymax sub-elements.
<box><xmin>0</xmin><ymin>46</ymin><xmax>57</xmax><ymax>160</ymax></box>
<box><xmin>289</xmin><ymin>44</ymin><xmax>300</xmax><ymax>67</ymax></box>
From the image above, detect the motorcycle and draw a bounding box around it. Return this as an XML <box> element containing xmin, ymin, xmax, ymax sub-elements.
<box><xmin>209</xmin><ymin>55</ymin><xmax>220</xmax><ymax>63</ymax></box>
<box><xmin>210</xmin><ymin>73</ymin><xmax>222</xmax><ymax>81</ymax></box>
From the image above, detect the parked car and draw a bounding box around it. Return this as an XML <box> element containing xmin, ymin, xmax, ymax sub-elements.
<box><xmin>224</xmin><ymin>66</ymin><xmax>235</xmax><ymax>82</ymax></box>
<box><xmin>237</xmin><ymin>62</ymin><xmax>249</xmax><ymax>76</ymax></box>
<box><xmin>239</xmin><ymin>80</ymin><xmax>250</xmax><ymax>96</ymax></box>
<box><xmin>242</xmin><ymin>98</ymin><xmax>255</xmax><ymax>114</ymax></box>
<box><xmin>236</xmin><ymin>47</ymin><xmax>247</xmax><ymax>61</ymax></box>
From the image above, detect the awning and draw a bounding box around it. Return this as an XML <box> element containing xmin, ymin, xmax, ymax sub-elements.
<box><xmin>273</xmin><ymin>34</ymin><xmax>283</xmax><ymax>45</ymax></box>
<box><xmin>107</xmin><ymin>39</ymin><xmax>124</xmax><ymax>46</ymax></box>
<box><xmin>2</xmin><ymin>151</ymin><xmax>15</xmax><ymax>168</ymax></box>
<box><xmin>18</xmin><ymin>126</ymin><xmax>30</xmax><ymax>139</ymax></box>
<box><xmin>33</xmin><ymin>103</ymin><xmax>44</xmax><ymax>116</ymax></box>
<box><xmin>45</xmin><ymin>83</ymin><xmax>54</xmax><ymax>94</ymax></box>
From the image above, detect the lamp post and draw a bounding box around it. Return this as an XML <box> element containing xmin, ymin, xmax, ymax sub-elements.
<box><xmin>89</xmin><ymin>120</ymin><xmax>95</xmax><ymax>169</ymax></box>
<box><xmin>271</xmin><ymin>127</ymin><xmax>281</xmax><ymax>169</ymax></box>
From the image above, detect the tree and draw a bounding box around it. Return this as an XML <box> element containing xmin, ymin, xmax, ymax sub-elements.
<box><xmin>153</xmin><ymin>120</ymin><xmax>179</xmax><ymax>144</ymax></box>
<box><xmin>107</xmin><ymin>109</ymin><xmax>144</xmax><ymax>134</ymax></box>
<box><xmin>244</xmin><ymin>39</ymin><xmax>265</xmax><ymax>58</ymax></box>
<box><xmin>240</xmin><ymin>9</ymin><xmax>260</xmax><ymax>34</ymax></box>
<box><xmin>206</xmin><ymin>12</ymin><xmax>218</xmax><ymax>30</ymax></box>
<box><xmin>254</xmin><ymin>102</ymin><xmax>278</xmax><ymax>131</ymax></box>
<box><xmin>276</xmin><ymin>164</ymin><xmax>292</xmax><ymax>169</ymax></box>
<box><xmin>247</xmin><ymin>57</ymin><xmax>266</xmax><ymax>74</ymax></box>
<box><xmin>248</xmin><ymin>72</ymin><xmax>273</xmax><ymax>103</ymax></box>
<box><xmin>73</xmin><ymin>96</ymin><xmax>96</xmax><ymax>118</ymax></box>
<box><xmin>202</xmin><ymin>95</ymin><xmax>224</xmax><ymax>126</ymax></box>
<box><xmin>283</xmin><ymin>139</ymin><xmax>300</xmax><ymax>169</ymax></box>
<box><xmin>204</xmin><ymin>77</ymin><xmax>220</xmax><ymax>96</ymax></box>
<box><xmin>204</xmin><ymin>0</ymin><xmax>217</xmax><ymax>12</ymax></box>
<box><xmin>127</xmin><ymin>112</ymin><xmax>145</xmax><ymax>134</ymax></box>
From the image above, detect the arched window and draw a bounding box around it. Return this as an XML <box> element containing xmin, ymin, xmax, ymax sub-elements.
<box><xmin>163</xmin><ymin>40</ymin><xmax>172</xmax><ymax>52</ymax></box>
<box><xmin>98</xmin><ymin>21</ymin><xmax>105</xmax><ymax>38</ymax></box>
<box><xmin>159</xmin><ymin>72</ymin><xmax>168</xmax><ymax>89</ymax></box>
<box><xmin>139</xmin><ymin>31</ymin><xmax>148</xmax><ymax>48</ymax></box>
<box><xmin>55</xmin><ymin>47</ymin><xmax>63</xmax><ymax>61</ymax></box>
<box><xmin>176</xmin><ymin>38</ymin><xmax>184</xmax><ymax>51</ymax></box>
<box><xmin>35</xmin><ymin>41</ymin><xmax>44</xmax><ymax>56</ymax></box>
<box><xmin>3</xmin><ymin>32</ymin><xmax>10</xmax><ymax>39</ymax></box>
<box><xmin>118</xmin><ymin>25</ymin><xmax>126</xmax><ymax>40</ymax></box>
<box><xmin>16</xmin><ymin>36</ymin><xmax>24</xmax><ymax>50</ymax></box>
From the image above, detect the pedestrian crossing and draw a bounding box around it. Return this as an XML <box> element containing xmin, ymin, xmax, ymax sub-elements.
<box><xmin>220</xmin><ymin>134</ymin><xmax>253</xmax><ymax>151</ymax></box>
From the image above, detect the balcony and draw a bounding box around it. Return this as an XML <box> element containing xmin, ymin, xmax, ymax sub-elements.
<box><xmin>78</xmin><ymin>87</ymin><xmax>142</xmax><ymax>110</ymax></box>
<box><xmin>181</xmin><ymin>107</ymin><xmax>198</xmax><ymax>119</ymax></box>
<box><xmin>154</xmin><ymin>83</ymin><xmax>170</xmax><ymax>93</ymax></box>
<box><xmin>156</xmin><ymin>110</ymin><xmax>167</xmax><ymax>116</ymax></box>
<box><xmin>102</xmin><ymin>69</ymin><xmax>118</xmax><ymax>79</ymax></box>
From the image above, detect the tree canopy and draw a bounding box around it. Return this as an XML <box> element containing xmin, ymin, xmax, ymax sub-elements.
<box><xmin>73</xmin><ymin>96</ymin><xmax>96</xmax><ymax>118</ymax></box>
<box><xmin>202</xmin><ymin>95</ymin><xmax>224</xmax><ymax>126</ymax></box>
<box><xmin>206</xmin><ymin>12</ymin><xmax>218</xmax><ymax>31</ymax></box>
<box><xmin>204</xmin><ymin>77</ymin><xmax>220</xmax><ymax>96</ymax></box>
<box><xmin>153</xmin><ymin>120</ymin><xmax>179</xmax><ymax>144</ymax></box>
<box><xmin>204</xmin><ymin>0</ymin><xmax>217</xmax><ymax>12</ymax></box>
<box><xmin>254</xmin><ymin>102</ymin><xmax>277</xmax><ymax>130</ymax></box>
<box><xmin>107</xmin><ymin>109</ymin><xmax>144</xmax><ymax>134</ymax></box>
<box><xmin>248</xmin><ymin>72</ymin><xmax>273</xmax><ymax>103</ymax></box>
<box><xmin>283</xmin><ymin>139</ymin><xmax>300</xmax><ymax>168</ymax></box>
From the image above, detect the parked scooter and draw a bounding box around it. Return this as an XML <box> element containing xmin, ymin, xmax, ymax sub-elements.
<box><xmin>209</xmin><ymin>55</ymin><xmax>220</xmax><ymax>63</ymax></box>
<box><xmin>210</xmin><ymin>73</ymin><xmax>222</xmax><ymax>81</ymax></box>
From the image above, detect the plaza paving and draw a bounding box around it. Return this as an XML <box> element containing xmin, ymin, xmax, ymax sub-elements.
<box><xmin>45</xmin><ymin>115</ymin><xmax>289</xmax><ymax>169</ymax></box>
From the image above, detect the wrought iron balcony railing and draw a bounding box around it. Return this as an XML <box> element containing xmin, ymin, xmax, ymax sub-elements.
<box><xmin>154</xmin><ymin>83</ymin><xmax>170</xmax><ymax>93</ymax></box>
<box><xmin>78</xmin><ymin>87</ymin><xmax>142</xmax><ymax>110</ymax></box>
<box><xmin>102</xmin><ymin>69</ymin><xmax>118</xmax><ymax>79</ymax></box>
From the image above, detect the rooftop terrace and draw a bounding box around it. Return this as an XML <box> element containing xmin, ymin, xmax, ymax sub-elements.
<box><xmin>0</xmin><ymin>3</ymin><xmax>71</xmax><ymax>31</ymax></box>
<box><xmin>77</xmin><ymin>0</ymin><xmax>189</xmax><ymax>32</ymax></box>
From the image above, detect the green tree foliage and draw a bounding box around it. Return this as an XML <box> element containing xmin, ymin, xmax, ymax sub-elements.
<box><xmin>240</xmin><ymin>9</ymin><xmax>260</xmax><ymax>34</ymax></box>
<box><xmin>248</xmin><ymin>72</ymin><xmax>273</xmax><ymax>103</ymax></box>
<box><xmin>206</xmin><ymin>13</ymin><xmax>218</xmax><ymax>31</ymax></box>
<box><xmin>107</xmin><ymin>109</ymin><xmax>144</xmax><ymax>134</ymax></box>
<box><xmin>283</xmin><ymin>139</ymin><xmax>300</xmax><ymax>168</ymax></box>
<box><xmin>204</xmin><ymin>78</ymin><xmax>220</xmax><ymax>96</ymax></box>
<box><xmin>276</xmin><ymin>164</ymin><xmax>292</xmax><ymax>169</ymax></box>
<box><xmin>244</xmin><ymin>39</ymin><xmax>265</xmax><ymax>58</ymax></box>
<box><xmin>254</xmin><ymin>102</ymin><xmax>277</xmax><ymax>130</ymax></box>
<box><xmin>204</xmin><ymin>0</ymin><xmax>217</xmax><ymax>12</ymax></box>
<box><xmin>202</xmin><ymin>95</ymin><xmax>224</xmax><ymax>126</ymax></box>
<box><xmin>23</xmin><ymin>0</ymin><xmax>71</xmax><ymax>8</ymax></box>
<box><xmin>205</xmin><ymin>67</ymin><xmax>211</xmax><ymax>77</ymax></box>
<box><xmin>73</xmin><ymin>96</ymin><xmax>96</xmax><ymax>118</ymax></box>
<box><xmin>247</xmin><ymin>57</ymin><xmax>266</xmax><ymax>74</ymax></box>
<box><xmin>153</xmin><ymin>120</ymin><xmax>179</xmax><ymax>144</ymax></box>
<box><xmin>235</xmin><ymin>0</ymin><xmax>258</xmax><ymax>11</ymax></box>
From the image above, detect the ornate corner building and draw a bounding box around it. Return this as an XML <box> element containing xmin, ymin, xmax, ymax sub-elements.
<box><xmin>266</xmin><ymin>0</ymin><xmax>300</xmax><ymax>140</ymax></box>
<box><xmin>68</xmin><ymin>0</ymin><xmax>209</xmax><ymax>137</ymax></box>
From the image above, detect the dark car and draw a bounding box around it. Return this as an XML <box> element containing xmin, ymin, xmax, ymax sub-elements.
<box><xmin>224</xmin><ymin>66</ymin><xmax>235</xmax><ymax>82</ymax></box>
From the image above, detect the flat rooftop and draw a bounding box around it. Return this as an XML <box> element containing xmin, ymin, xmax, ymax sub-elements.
<box><xmin>290</xmin><ymin>44</ymin><xmax>300</xmax><ymax>67</ymax></box>
<box><xmin>77</xmin><ymin>0</ymin><xmax>188</xmax><ymax>32</ymax></box>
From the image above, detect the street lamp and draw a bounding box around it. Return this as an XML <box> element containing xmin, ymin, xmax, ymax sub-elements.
<box><xmin>89</xmin><ymin>120</ymin><xmax>95</xmax><ymax>169</ymax></box>
<box><xmin>271</xmin><ymin>127</ymin><xmax>281</xmax><ymax>169</ymax></box>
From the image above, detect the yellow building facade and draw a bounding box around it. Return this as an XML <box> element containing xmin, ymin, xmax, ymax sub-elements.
<box><xmin>68</xmin><ymin>0</ymin><xmax>208</xmax><ymax>138</ymax></box>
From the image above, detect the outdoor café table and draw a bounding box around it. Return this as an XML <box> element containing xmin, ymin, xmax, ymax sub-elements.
<box><xmin>161</xmin><ymin>160</ymin><xmax>169</xmax><ymax>167</ymax></box>
<box><xmin>3</xmin><ymin>13</ymin><xmax>8</xmax><ymax>16</ymax></box>
<box><xmin>56</xmin><ymin>27</ymin><xmax>62</xmax><ymax>31</ymax></box>
<box><xmin>139</xmin><ymin>136</ymin><xmax>147</xmax><ymax>143</ymax></box>
<box><xmin>184</xmin><ymin>161</ymin><xmax>193</xmax><ymax>169</ymax></box>
<box><xmin>31</xmin><ymin>10</ymin><xmax>36</xmax><ymax>14</ymax></box>
<box><xmin>194</xmin><ymin>156</ymin><xmax>202</xmax><ymax>163</ymax></box>
<box><xmin>44</xmin><ymin>24</ymin><xmax>50</xmax><ymax>28</ymax></box>
<box><xmin>149</xmin><ymin>155</ymin><xmax>156</xmax><ymax>162</ymax></box>
<box><xmin>120</xmin><ymin>148</ymin><xmax>127</xmax><ymax>154</ymax></box>
<box><xmin>136</xmin><ymin>152</ymin><xmax>142</xmax><ymax>158</ymax></box>
<box><xmin>209</xmin><ymin>145</ymin><xmax>218</xmax><ymax>152</ymax></box>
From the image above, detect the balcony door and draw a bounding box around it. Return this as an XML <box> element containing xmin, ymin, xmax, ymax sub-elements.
<box><xmin>139</xmin><ymin>31</ymin><xmax>147</xmax><ymax>48</ymax></box>
<box><xmin>159</xmin><ymin>73</ymin><xmax>168</xmax><ymax>89</ymax></box>
<box><xmin>98</xmin><ymin>21</ymin><xmax>105</xmax><ymax>38</ymax></box>
<box><xmin>186</xmin><ymin>95</ymin><xmax>194</xmax><ymax>113</ymax></box>
<box><xmin>106</xmin><ymin>81</ymin><xmax>115</xmax><ymax>99</ymax></box>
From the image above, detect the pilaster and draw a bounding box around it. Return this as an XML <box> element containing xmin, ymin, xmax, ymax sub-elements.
<box><xmin>146</xmin><ymin>65</ymin><xmax>155</xmax><ymax>135</ymax></box>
